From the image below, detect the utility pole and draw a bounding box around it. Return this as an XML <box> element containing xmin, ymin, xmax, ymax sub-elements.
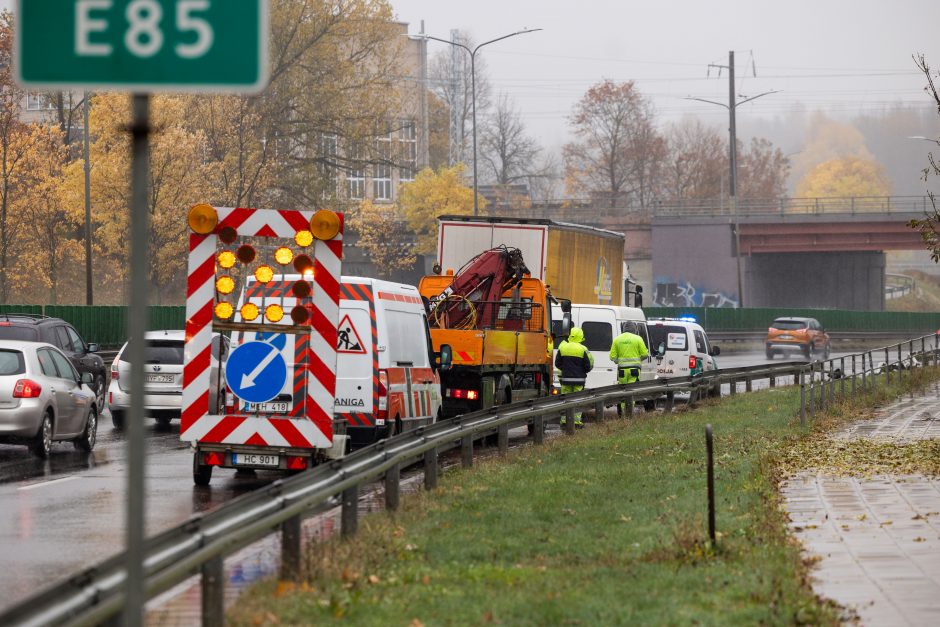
<box><xmin>684</xmin><ymin>52</ymin><xmax>779</xmax><ymax>308</ymax></box>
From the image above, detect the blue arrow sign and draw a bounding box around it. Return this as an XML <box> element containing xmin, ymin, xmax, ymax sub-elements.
<box><xmin>225</xmin><ymin>341</ymin><xmax>288</xmax><ymax>405</ymax></box>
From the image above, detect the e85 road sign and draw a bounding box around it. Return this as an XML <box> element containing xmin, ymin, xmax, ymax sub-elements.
<box><xmin>15</xmin><ymin>0</ymin><xmax>268</xmax><ymax>92</ymax></box>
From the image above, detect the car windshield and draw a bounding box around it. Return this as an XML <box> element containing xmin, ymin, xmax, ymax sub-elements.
<box><xmin>0</xmin><ymin>349</ymin><xmax>25</xmax><ymax>375</ymax></box>
<box><xmin>649</xmin><ymin>324</ymin><xmax>688</xmax><ymax>352</ymax></box>
<box><xmin>121</xmin><ymin>341</ymin><xmax>185</xmax><ymax>365</ymax></box>
<box><xmin>772</xmin><ymin>320</ymin><xmax>807</xmax><ymax>330</ymax></box>
<box><xmin>0</xmin><ymin>325</ymin><xmax>39</xmax><ymax>341</ymax></box>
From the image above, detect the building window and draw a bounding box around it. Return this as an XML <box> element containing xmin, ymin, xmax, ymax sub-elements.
<box><xmin>26</xmin><ymin>93</ymin><xmax>54</xmax><ymax>111</ymax></box>
<box><xmin>347</xmin><ymin>142</ymin><xmax>365</xmax><ymax>200</ymax></box>
<box><xmin>373</xmin><ymin>133</ymin><xmax>392</xmax><ymax>201</ymax></box>
<box><xmin>398</xmin><ymin>120</ymin><xmax>417</xmax><ymax>182</ymax></box>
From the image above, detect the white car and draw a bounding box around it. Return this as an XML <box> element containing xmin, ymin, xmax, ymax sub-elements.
<box><xmin>0</xmin><ymin>340</ymin><xmax>98</xmax><ymax>458</ymax></box>
<box><xmin>108</xmin><ymin>330</ymin><xmax>228</xmax><ymax>429</ymax></box>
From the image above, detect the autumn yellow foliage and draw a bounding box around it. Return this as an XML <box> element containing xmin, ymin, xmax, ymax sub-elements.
<box><xmin>795</xmin><ymin>156</ymin><xmax>891</xmax><ymax>198</ymax></box>
<box><xmin>347</xmin><ymin>200</ymin><xmax>416</xmax><ymax>278</ymax></box>
<box><xmin>398</xmin><ymin>165</ymin><xmax>483</xmax><ymax>255</ymax></box>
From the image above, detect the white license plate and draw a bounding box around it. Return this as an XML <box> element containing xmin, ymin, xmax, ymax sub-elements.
<box><xmin>146</xmin><ymin>374</ymin><xmax>174</xmax><ymax>383</ymax></box>
<box><xmin>779</xmin><ymin>335</ymin><xmax>792</xmax><ymax>339</ymax></box>
<box><xmin>232</xmin><ymin>453</ymin><xmax>280</xmax><ymax>467</ymax></box>
<box><xmin>244</xmin><ymin>402</ymin><xmax>289</xmax><ymax>414</ymax></box>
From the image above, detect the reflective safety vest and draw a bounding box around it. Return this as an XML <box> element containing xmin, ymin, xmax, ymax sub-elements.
<box><xmin>609</xmin><ymin>331</ymin><xmax>649</xmax><ymax>383</ymax></box>
<box><xmin>555</xmin><ymin>328</ymin><xmax>594</xmax><ymax>385</ymax></box>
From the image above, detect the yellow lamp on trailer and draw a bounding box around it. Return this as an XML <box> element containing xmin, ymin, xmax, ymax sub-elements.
<box><xmin>309</xmin><ymin>209</ymin><xmax>340</xmax><ymax>241</ymax></box>
<box><xmin>294</xmin><ymin>230</ymin><xmax>314</xmax><ymax>248</ymax></box>
<box><xmin>274</xmin><ymin>247</ymin><xmax>294</xmax><ymax>265</ymax></box>
<box><xmin>215</xmin><ymin>276</ymin><xmax>235</xmax><ymax>295</ymax></box>
<box><xmin>240</xmin><ymin>303</ymin><xmax>259</xmax><ymax>321</ymax></box>
<box><xmin>214</xmin><ymin>302</ymin><xmax>234</xmax><ymax>320</ymax></box>
<box><xmin>254</xmin><ymin>265</ymin><xmax>274</xmax><ymax>284</ymax></box>
<box><xmin>188</xmin><ymin>204</ymin><xmax>218</xmax><ymax>235</ymax></box>
<box><xmin>217</xmin><ymin>251</ymin><xmax>236</xmax><ymax>269</ymax></box>
<box><xmin>265</xmin><ymin>304</ymin><xmax>284</xmax><ymax>323</ymax></box>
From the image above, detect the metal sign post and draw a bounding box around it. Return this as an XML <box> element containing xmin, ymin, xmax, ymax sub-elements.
<box><xmin>15</xmin><ymin>2</ymin><xmax>269</xmax><ymax>624</ymax></box>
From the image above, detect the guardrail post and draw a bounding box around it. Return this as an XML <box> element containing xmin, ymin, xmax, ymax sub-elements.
<box><xmin>840</xmin><ymin>357</ymin><xmax>846</xmax><ymax>398</ymax></box>
<box><xmin>861</xmin><ymin>352</ymin><xmax>867</xmax><ymax>391</ymax></box>
<box><xmin>564</xmin><ymin>407</ymin><xmax>576</xmax><ymax>435</ymax></box>
<box><xmin>769</xmin><ymin>374</ymin><xmax>775</xmax><ymax>389</ymax></box>
<box><xmin>729</xmin><ymin>378</ymin><xmax>736</xmax><ymax>396</ymax></box>
<box><xmin>424</xmin><ymin>447</ymin><xmax>438</xmax><ymax>490</ymax></box>
<box><xmin>385</xmin><ymin>463</ymin><xmax>401</xmax><ymax>511</ymax></box>
<box><xmin>201</xmin><ymin>555</ymin><xmax>225</xmax><ymax>627</ymax></box>
<box><xmin>341</xmin><ymin>484</ymin><xmax>359</xmax><ymax>538</ymax></box>
<box><xmin>666</xmin><ymin>391</ymin><xmax>675</xmax><ymax>413</ymax></box>
<box><xmin>922</xmin><ymin>336</ymin><xmax>926</xmax><ymax>365</ymax></box>
<box><xmin>595</xmin><ymin>399</ymin><xmax>605</xmax><ymax>422</ymax></box>
<box><xmin>461</xmin><ymin>434</ymin><xmax>473</xmax><ymax>468</ymax></box>
<box><xmin>799</xmin><ymin>370</ymin><xmax>806</xmax><ymax>425</ymax></box>
<box><xmin>745</xmin><ymin>377</ymin><xmax>752</xmax><ymax>393</ymax></box>
<box><xmin>809</xmin><ymin>365</ymin><xmax>816</xmax><ymax>420</ymax></box>
<box><xmin>869</xmin><ymin>351</ymin><xmax>876</xmax><ymax>392</ymax></box>
<box><xmin>885</xmin><ymin>347</ymin><xmax>891</xmax><ymax>384</ymax></box>
<box><xmin>533</xmin><ymin>415</ymin><xmax>545</xmax><ymax>445</ymax></box>
<box><xmin>498</xmin><ymin>423</ymin><xmax>509</xmax><ymax>454</ymax></box>
<box><xmin>851</xmin><ymin>355</ymin><xmax>857</xmax><ymax>398</ymax></box>
<box><xmin>280</xmin><ymin>514</ymin><xmax>302</xmax><ymax>581</ymax></box>
<box><xmin>828</xmin><ymin>362</ymin><xmax>835</xmax><ymax>407</ymax></box>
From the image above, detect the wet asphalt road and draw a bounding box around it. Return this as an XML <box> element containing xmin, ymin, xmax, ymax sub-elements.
<box><xmin>0</xmin><ymin>413</ymin><xmax>287</xmax><ymax>612</ymax></box>
<box><xmin>0</xmin><ymin>347</ymin><xmax>895</xmax><ymax>613</ymax></box>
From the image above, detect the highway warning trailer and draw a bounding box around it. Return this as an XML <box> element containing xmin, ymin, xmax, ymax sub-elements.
<box><xmin>182</xmin><ymin>204</ymin><xmax>345</xmax><ymax>485</ymax></box>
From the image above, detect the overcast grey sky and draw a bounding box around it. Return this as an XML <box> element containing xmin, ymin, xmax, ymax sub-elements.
<box><xmin>392</xmin><ymin>0</ymin><xmax>940</xmax><ymax>151</ymax></box>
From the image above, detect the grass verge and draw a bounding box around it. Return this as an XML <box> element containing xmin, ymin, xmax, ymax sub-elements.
<box><xmin>230</xmin><ymin>385</ymin><xmax>847</xmax><ymax>627</ymax></box>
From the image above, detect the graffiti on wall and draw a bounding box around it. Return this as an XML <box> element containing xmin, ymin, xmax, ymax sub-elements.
<box><xmin>653</xmin><ymin>281</ymin><xmax>739</xmax><ymax>308</ymax></box>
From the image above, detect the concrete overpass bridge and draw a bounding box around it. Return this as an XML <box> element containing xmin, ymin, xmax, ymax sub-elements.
<box><xmin>490</xmin><ymin>196</ymin><xmax>935</xmax><ymax>311</ymax></box>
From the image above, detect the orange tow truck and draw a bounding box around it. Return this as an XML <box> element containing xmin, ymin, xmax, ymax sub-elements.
<box><xmin>418</xmin><ymin>246</ymin><xmax>567</xmax><ymax>417</ymax></box>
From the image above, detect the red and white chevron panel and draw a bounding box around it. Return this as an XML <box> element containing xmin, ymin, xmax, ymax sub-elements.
<box><xmin>181</xmin><ymin>207</ymin><xmax>343</xmax><ymax>450</ymax></box>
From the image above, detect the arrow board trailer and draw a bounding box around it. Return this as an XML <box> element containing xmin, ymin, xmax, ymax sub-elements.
<box><xmin>182</xmin><ymin>204</ymin><xmax>344</xmax><ymax>486</ymax></box>
<box><xmin>233</xmin><ymin>275</ymin><xmax>445</xmax><ymax>449</ymax></box>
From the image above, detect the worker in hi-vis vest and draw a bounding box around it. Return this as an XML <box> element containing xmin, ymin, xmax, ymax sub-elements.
<box><xmin>609</xmin><ymin>329</ymin><xmax>649</xmax><ymax>415</ymax></box>
<box><xmin>554</xmin><ymin>326</ymin><xmax>593</xmax><ymax>427</ymax></box>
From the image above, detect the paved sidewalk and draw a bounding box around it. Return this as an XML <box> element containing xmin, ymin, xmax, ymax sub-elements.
<box><xmin>782</xmin><ymin>389</ymin><xmax>940</xmax><ymax>626</ymax></box>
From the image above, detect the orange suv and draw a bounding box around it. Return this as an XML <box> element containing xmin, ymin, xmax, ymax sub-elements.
<box><xmin>765</xmin><ymin>317</ymin><xmax>830</xmax><ymax>360</ymax></box>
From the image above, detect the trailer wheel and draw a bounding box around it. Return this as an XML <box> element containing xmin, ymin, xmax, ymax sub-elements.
<box><xmin>193</xmin><ymin>452</ymin><xmax>212</xmax><ymax>486</ymax></box>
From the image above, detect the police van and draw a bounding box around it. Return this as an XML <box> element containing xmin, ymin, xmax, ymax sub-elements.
<box><xmin>647</xmin><ymin>317</ymin><xmax>720</xmax><ymax>385</ymax></box>
<box><xmin>233</xmin><ymin>275</ymin><xmax>449</xmax><ymax>449</ymax></box>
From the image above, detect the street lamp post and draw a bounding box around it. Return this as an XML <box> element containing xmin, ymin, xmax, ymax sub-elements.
<box><xmin>685</xmin><ymin>51</ymin><xmax>779</xmax><ymax>308</ymax></box>
<box><xmin>423</xmin><ymin>28</ymin><xmax>542</xmax><ymax>216</ymax></box>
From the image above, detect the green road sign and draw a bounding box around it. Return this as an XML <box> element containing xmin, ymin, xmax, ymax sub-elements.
<box><xmin>15</xmin><ymin>0</ymin><xmax>268</xmax><ymax>93</ymax></box>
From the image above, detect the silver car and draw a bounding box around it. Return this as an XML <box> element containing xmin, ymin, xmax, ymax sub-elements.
<box><xmin>0</xmin><ymin>340</ymin><xmax>98</xmax><ymax>458</ymax></box>
<box><xmin>108</xmin><ymin>330</ymin><xmax>228</xmax><ymax>429</ymax></box>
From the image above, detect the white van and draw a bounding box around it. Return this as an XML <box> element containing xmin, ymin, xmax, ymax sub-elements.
<box><xmin>552</xmin><ymin>303</ymin><xmax>654</xmax><ymax>388</ymax></box>
<box><xmin>233</xmin><ymin>276</ymin><xmax>446</xmax><ymax>449</ymax></box>
<box><xmin>647</xmin><ymin>317</ymin><xmax>720</xmax><ymax>383</ymax></box>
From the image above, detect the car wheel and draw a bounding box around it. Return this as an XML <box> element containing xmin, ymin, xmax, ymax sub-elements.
<box><xmin>643</xmin><ymin>399</ymin><xmax>656</xmax><ymax>412</ymax></box>
<box><xmin>156</xmin><ymin>417</ymin><xmax>173</xmax><ymax>430</ymax></box>
<box><xmin>823</xmin><ymin>343</ymin><xmax>831</xmax><ymax>360</ymax></box>
<box><xmin>765</xmin><ymin>349</ymin><xmax>774</xmax><ymax>360</ymax></box>
<box><xmin>112</xmin><ymin>409</ymin><xmax>126</xmax><ymax>430</ymax></box>
<box><xmin>193</xmin><ymin>452</ymin><xmax>212</xmax><ymax>486</ymax></box>
<box><xmin>30</xmin><ymin>412</ymin><xmax>53</xmax><ymax>459</ymax></box>
<box><xmin>93</xmin><ymin>375</ymin><xmax>106</xmax><ymax>414</ymax></box>
<box><xmin>74</xmin><ymin>409</ymin><xmax>98</xmax><ymax>452</ymax></box>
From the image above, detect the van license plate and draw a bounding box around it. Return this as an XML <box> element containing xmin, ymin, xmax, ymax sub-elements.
<box><xmin>146</xmin><ymin>374</ymin><xmax>174</xmax><ymax>383</ymax></box>
<box><xmin>232</xmin><ymin>453</ymin><xmax>279</xmax><ymax>467</ymax></box>
<box><xmin>244</xmin><ymin>402</ymin><xmax>289</xmax><ymax>414</ymax></box>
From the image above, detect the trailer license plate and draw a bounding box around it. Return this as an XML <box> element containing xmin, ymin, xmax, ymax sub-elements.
<box><xmin>232</xmin><ymin>453</ymin><xmax>280</xmax><ymax>467</ymax></box>
<box><xmin>146</xmin><ymin>374</ymin><xmax>174</xmax><ymax>383</ymax></box>
<box><xmin>244</xmin><ymin>402</ymin><xmax>289</xmax><ymax>414</ymax></box>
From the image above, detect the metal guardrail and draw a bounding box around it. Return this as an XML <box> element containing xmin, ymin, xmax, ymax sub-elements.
<box><xmin>2</xmin><ymin>334</ymin><xmax>938</xmax><ymax>626</ymax></box>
